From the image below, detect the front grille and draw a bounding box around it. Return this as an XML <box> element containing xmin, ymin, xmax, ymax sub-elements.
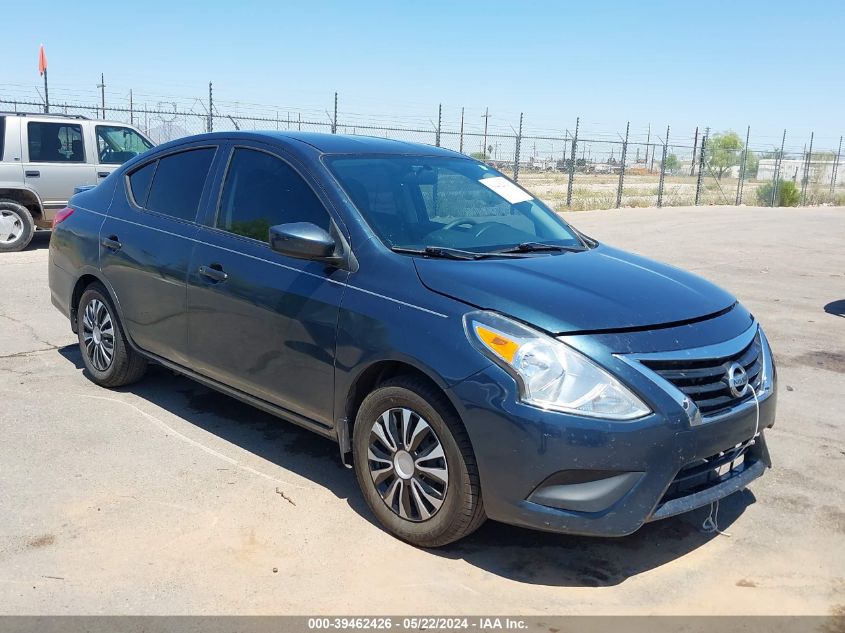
<box><xmin>640</xmin><ymin>332</ymin><xmax>763</xmax><ymax>417</ymax></box>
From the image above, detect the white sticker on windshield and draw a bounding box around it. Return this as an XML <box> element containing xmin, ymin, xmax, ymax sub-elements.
<box><xmin>478</xmin><ymin>176</ymin><xmax>533</xmax><ymax>204</ymax></box>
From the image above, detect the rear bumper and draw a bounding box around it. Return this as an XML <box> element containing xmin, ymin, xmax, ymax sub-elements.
<box><xmin>48</xmin><ymin>257</ymin><xmax>73</xmax><ymax>321</ymax></box>
<box><xmin>450</xmin><ymin>364</ymin><xmax>776</xmax><ymax>537</ymax></box>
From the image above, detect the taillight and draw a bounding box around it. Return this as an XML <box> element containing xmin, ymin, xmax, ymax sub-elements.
<box><xmin>52</xmin><ymin>207</ymin><xmax>75</xmax><ymax>228</ymax></box>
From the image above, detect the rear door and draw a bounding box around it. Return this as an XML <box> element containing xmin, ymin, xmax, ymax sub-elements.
<box><xmin>187</xmin><ymin>144</ymin><xmax>348</xmax><ymax>428</ymax></box>
<box><xmin>99</xmin><ymin>145</ymin><xmax>218</xmax><ymax>365</ymax></box>
<box><xmin>22</xmin><ymin>119</ymin><xmax>96</xmax><ymax>215</ymax></box>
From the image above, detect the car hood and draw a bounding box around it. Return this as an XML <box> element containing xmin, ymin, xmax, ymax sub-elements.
<box><xmin>413</xmin><ymin>244</ymin><xmax>737</xmax><ymax>334</ymax></box>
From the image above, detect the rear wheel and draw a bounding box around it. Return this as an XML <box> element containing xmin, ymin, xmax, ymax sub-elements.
<box><xmin>352</xmin><ymin>376</ymin><xmax>485</xmax><ymax>547</ymax></box>
<box><xmin>77</xmin><ymin>283</ymin><xmax>147</xmax><ymax>387</ymax></box>
<box><xmin>0</xmin><ymin>200</ymin><xmax>35</xmax><ymax>252</ymax></box>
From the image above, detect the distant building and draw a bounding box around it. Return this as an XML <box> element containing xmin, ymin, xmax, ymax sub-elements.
<box><xmin>756</xmin><ymin>159</ymin><xmax>844</xmax><ymax>185</ymax></box>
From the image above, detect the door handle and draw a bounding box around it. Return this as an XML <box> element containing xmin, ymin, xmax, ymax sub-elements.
<box><xmin>198</xmin><ymin>264</ymin><xmax>228</xmax><ymax>282</ymax></box>
<box><xmin>25</xmin><ymin>170</ymin><xmax>40</xmax><ymax>177</ymax></box>
<box><xmin>101</xmin><ymin>235</ymin><xmax>122</xmax><ymax>251</ymax></box>
<box><xmin>97</xmin><ymin>171</ymin><xmax>109</xmax><ymax>178</ymax></box>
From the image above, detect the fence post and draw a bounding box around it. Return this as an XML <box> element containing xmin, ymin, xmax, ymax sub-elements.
<box><xmin>459</xmin><ymin>107</ymin><xmax>464</xmax><ymax>154</ymax></box>
<box><xmin>332</xmin><ymin>92</ymin><xmax>338</xmax><ymax>134</ymax></box>
<box><xmin>207</xmin><ymin>82</ymin><xmax>213</xmax><ymax>133</ymax></box>
<box><xmin>690</xmin><ymin>126</ymin><xmax>699</xmax><ymax>176</ymax></box>
<box><xmin>616</xmin><ymin>121</ymin><xmax>630</xmax><ymax>208</ymax></box>
<box><xmin>830</xmin><ymin>135</ymin><xmax>842</xmax><ymax>201</ymax></box>
<box><xmin>801</xmin><ymin>132</ymin><xmax>814</xmax><ymax>205</ymax></box>
<box><xmin>694</xmin><ymin>133</ymin><xmax>707</xmax><ymax>205</ymax></box>
<box><xmin>657</xmin><ymin>125</ymin><xmax>669</xmax><ymax>208</ymax></box>
<box><xmin>771</xmin><ymin>129</ymin><xmax>786</xmax><ymax>207</ymax></box>
<box><xmin>566</xmin><ymin>117</ymin><xmax>579</xmax><ymax>208</ymax></box>
<box><xmin>513</xmin><ymin>113</ymin><xmax>523</xmax><ymax>182</ymax></box>
<box><xmin>436</xmin><ymin>104</ymin><xmax>442</xmax><ymax>147</ymax></box>
<box><xmin>735</xmin><ymin>125</ymin><xmax>750</xmax><ymax>205</ymax></box>
<box><xmin>129</xmin><ymin>89</ymin><xmax>134</xmax><ymax>125</ymax></box>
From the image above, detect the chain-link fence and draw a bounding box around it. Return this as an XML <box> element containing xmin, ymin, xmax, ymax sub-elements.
<box><xmin>3</xmin><ymin>93</ymin><xmax>843</xmax><ymax>211</ymax></box>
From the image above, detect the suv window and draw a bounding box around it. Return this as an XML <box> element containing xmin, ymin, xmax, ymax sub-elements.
<box><xmin>216</xmin><ymin>148</ymin><xmax>330</xmax><ymax>242</ymax></box>
<box><xmin>96</xmin><ymin>125</ymin><xmax>153</xmax><ymax>164</ymax></box>
<box><xmin>27</xmin><ymin>121</ymin><xmax>85</xmax><ymax>163</ymax></box>
<box><xmin>145</xmin><ymin>148</ymin><xmax>215</xmax><ymax>221</ymax></box>
<box><xmin>128</xmin><ymin>161</ymin><xmax>157</xmax><ymax>207</ymax></box>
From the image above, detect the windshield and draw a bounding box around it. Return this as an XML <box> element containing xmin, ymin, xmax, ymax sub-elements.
<box><xmin>326</xmin><ymin>156</ymin><xmax>584</xmax><ymax>253</ymax></box>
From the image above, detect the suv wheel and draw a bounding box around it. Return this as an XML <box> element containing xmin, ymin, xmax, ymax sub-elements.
<box><xmin>0</xmin><ymin>200</ymin><xmax>35</xmax><ymax>252</ymax></box>
<box><xmin>77</xmin><ymin>283</ymin><xmax>147</xmax><ymax>387</ymax></box>
<box><xmin>352</xmin><ymin>376</ymin><xmax>485</xmax><ymax>547</ymax></box>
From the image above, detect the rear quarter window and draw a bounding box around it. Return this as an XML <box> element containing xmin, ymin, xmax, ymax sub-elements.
<box><xmin>128</xmin><ymin>161</ymin><xmax>157</xmax><ymax>207</ymax></box>
<box><xmin>143</xmin><ymin>148</ymin><xmax>215</xmax><ymax>221</ymax></box>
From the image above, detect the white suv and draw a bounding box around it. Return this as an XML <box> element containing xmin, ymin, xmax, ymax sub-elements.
<box><xmin>0</xmin><ymin>112</ymin><xmax>153</xmax><ymax>251</ymax></box>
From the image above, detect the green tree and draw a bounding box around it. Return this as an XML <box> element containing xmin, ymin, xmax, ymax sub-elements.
<box><xmin>663</xmin><ymin>153</ymin><xmax>681</xmax><ymax>173</ymax></box>
<box><xmin>756</xmin><ymin>180</ymin><xmax>801</xmax><ymax>207</ymax></box>
<box><xmin>470</xmin><ymin>151</ymin><xmax>486</xmax><ymax>160</ymax></box>
<box><xmin>742</xmin><ymin>149</ymin><xmax>759</xmax><ymax>178</ymax></box>
<box><xmin>706</xmin><ymin>131</ymin><xmax>744</xmax><ymax>179</ymax></box>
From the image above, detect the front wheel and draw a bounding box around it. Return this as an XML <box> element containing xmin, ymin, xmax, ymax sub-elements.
<box><xmin>352</xmin><ymin>376</ymin><xmax>485</xmax><ymax>547</ymax></box>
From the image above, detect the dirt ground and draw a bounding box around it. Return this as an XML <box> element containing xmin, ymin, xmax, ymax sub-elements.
<box><xmin>0</xmin><ymin>206</ymin><xmax>843</xmax><ymax>615</ymax></box>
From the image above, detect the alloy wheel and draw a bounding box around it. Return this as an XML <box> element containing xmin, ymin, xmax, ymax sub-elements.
<box><xmin>81</xmin><ymin>298</ymin><xmax>115</xmax><ymax>371</ymax></box>
<box><xmin>367</xmin><ymin>407</ymin><xmax>449</xmax><ymax>521</ymax></box>
<box><xmin>0</xmin><ymin>210</ymin><xmax>23</xmax><ymax>244</ymax></box>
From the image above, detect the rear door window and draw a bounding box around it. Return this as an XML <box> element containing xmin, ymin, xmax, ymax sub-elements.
<box><xmin>27</xmin><ymin>121</ymin><xmax>86</xmax><ymax>163</ymax></box>
<box><xmin>128</xmin><ymin>161</ymin><xmax>157</xmax><ymax>207</ymax></box>
<box><xmin>145</xmin><ymin>148</ymin><xmax>215</xmax><ymax>222</ymax></box>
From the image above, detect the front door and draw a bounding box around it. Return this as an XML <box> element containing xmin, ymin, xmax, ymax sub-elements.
<box><xmin>93</xmin><ymin>123</ymin><xmax>154</xmax><ymax>185</ymax></box>
<box><xmin>22</xmin><ymin>119</ymin><xmax>95</xmax><ymax>212</ymax></box>
<box><xmin>187</xmin><ymin>146</ymin><xmax>347</xmax><ymax>428</ymax></box>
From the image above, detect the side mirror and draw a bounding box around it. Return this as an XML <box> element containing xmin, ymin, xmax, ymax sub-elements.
<box><xmin>269</xmin><ymin>222</ymin><xmax>342</xmax><ymax>264</ymax></box>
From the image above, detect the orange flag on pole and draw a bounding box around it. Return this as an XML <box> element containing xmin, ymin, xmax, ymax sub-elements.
<box><xmin>38</xmin><ymin>45</ymin><xmax>48</xmax><ymax>76</ymax></box>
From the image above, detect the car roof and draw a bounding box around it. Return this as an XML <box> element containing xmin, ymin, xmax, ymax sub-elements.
<box><xmin>153</xmin><ymin>130</ymin><xmax>466</xmax><ymax>158</ymax></box>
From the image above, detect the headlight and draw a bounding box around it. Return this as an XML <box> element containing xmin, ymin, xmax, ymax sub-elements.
<box><xmin>463</xmin><ymin>311</ymin><xmax>650</xmax><ymax>420</ymax></box>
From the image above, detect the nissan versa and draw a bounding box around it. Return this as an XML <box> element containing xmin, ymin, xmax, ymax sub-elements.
<box><xmin>48</xmin><ymin>132</ymin><xmax>777</xmax><ymax>547</ymax></box>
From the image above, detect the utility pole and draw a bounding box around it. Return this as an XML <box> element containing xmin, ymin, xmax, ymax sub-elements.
<box><xmin>481</xmin><ymin>107</ymin><xmax>491</xmax><ymax>158</ymax></box>
<box><xmin>645</xmin><ymin>123</ymin><xmax>651</xmax><ymax>170</ymax></box>
<box><xmin>97</xmin><ymin>73</ymin><xmax>106</xmax><ymax>119</ymax></box>
<box><xmin>435</xmin><ymin>103</ymin><xmax>442</xmax><ymax>147</ymax></box>
<box><xmin>129</xmin><ymin>89</ymin><xmax>134</xmax><ymax>125</ymax></box>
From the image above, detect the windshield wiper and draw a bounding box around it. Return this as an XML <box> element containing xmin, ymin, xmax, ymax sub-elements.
<box><xmin>391</xmin><ymin>246</ymin><xmax>526</xmax><ymax>260</ymax></box>
<box><xmin>493</xmin><ymin>241</ymin><xmax>587</xmax><ymax>254</ymax></box>
<box><xmin>391</xmin><ymin>246</ymin><xmax>483</xmax><ymax>260</ymax></box>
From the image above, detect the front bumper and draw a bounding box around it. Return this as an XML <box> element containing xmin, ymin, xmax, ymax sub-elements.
<box><xmin>450</xmin><ymin>362</ymin><xmax>776</xmax><ymax>537</ymax></box>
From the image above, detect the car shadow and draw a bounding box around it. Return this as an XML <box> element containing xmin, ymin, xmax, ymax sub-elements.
<box><xmin>25</xmin><ymin>231</ymin><xmax>52</xmax><ymax>250</ymax></box>
<box><xmin>57</xmin><ymin>343</ymin><xmax>756</xmax><ymax>588</ymax></box>
<box><xmin>824</xmin><ymin>300</ymin><xmax>845</xmax><ymax>318</ymax></box>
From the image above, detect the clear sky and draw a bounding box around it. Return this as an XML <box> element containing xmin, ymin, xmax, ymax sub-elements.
<box><xmin>2</xmin><ymin>0</ymin><xmax>842</xmax><ymax>151</ymax></box>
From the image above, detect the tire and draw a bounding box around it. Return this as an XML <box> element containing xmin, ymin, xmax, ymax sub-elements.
<box><xmin>77</xmin><ymin>282</ymin><xmax>147</xmax><ymax>388</ymax></box>
<box><xmin>352</xmin><ymin>376</ymin><xmax>485</xmax><ymax>547</ymax></box>
<box><xmin>0</xmin><ymin>199</ymin><xmax>35</xmax><ymax>252</ymax></box>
